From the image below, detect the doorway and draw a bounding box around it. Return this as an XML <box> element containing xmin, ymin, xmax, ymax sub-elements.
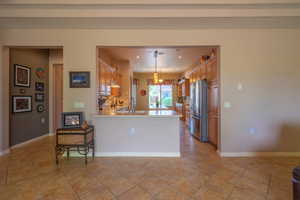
<box><xmin>9</xmin><ymin>48</ymin><xmax>50</xmax><ymax>146</ymax></box>
<box><xmin>148</xmin><ymin>84</ymin><xmax>173</xmax><ymax>109</ymax></box>
<box><xmin>96</xmin><ymin>46</ymin><xmax>220</xmax><ymax>150</ymax></box>
<box><xmin>53</xmin><ymin>64</ymin><xmax>63</xmax><ymax>131</ymax></box>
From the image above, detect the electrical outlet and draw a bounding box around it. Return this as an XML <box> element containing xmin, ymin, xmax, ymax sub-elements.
<box><xmin>237</xmin><ymin>82</ymin><xmax>243</xmax><ymax>91</ymax></box>
<box><xmin>129</xmin><ymin>128</ymin><xmax>135</xmax><ymax>136</ymax></box>
<box><xmin>249</xmin><ymin>128</ymin><xmax>257</xmax><ymax>135</ymax></box>
<box><xmin>73</xmin><ymin>102</ymin><xmax>85</xmax><ymax>108</ymax></box>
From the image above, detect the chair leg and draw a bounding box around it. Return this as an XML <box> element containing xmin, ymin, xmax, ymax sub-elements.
<box><xmin>85</xmin><ymin>146</ymin><xmax>88</xmax><ymax>165</ymax></box>
<box><xmin>67</xmin><ymin>148</ymin><xmax>70</xmax><ymax>160</ymax></box>
<box><xmin>55</xmin><ymin>147</ymin><xmax>59</xmax><ymax>165</ymax></box>
<box><xmin>92</xmin><ymin>143</ymin><xmax>95</xmax><ymax>160</ymax></box>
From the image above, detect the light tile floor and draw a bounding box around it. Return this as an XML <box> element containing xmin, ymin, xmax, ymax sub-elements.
<box><xmin>0</xmin><ymin>124</ymin><xmax>297</xmax><ymax>200</ymax></box>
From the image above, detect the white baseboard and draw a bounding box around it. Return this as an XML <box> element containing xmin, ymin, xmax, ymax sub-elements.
<box><xmin>0</xmin><ymin>149</ymin><xmax>10</xmax><ymax>156</ymax></box>
<box><xmin>96</xmin><ymin>152</ymin><xmax>181</xmax><ymax>157</ymax></box>
<box><xmin>219</xmin><ymin>152</ymin><xmax>300</xmax><ymax>157</ymax></box>
<box><xmin>64</xmin><ymin>152</ymin><xmax>180</xmax><ymax>157</ymax></box>
<box><xmin>48</xmin><ymin>132</ymin><xmax>55</xmax><ymax>136</ymax></box>
<box><xmin>10</xmin><ymin>134</ymin><xmax>50</xmax><ymax>149</ymax></box>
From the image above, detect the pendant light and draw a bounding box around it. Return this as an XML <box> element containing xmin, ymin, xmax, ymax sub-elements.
<box><xmin>153</xmin><ymin>50</ymin><xmax>163</xmax><ymax>84</ymax></box>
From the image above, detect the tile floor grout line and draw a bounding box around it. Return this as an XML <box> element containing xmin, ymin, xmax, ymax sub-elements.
<box><xmin>5</xmin><ymin>164</ymin><xmax>8</xmax><ymax>185</ymax></box>
<box><xmin>62</xmin><ymin>171</ymin><xmax>83</xmax><ymax>200</ymax></box>
<box><xmin>112</xmin><ymin>181</ymin><xmax>139</xmax><ymax>198</ymax></box>
<box><xmin>100</xmin><ymin>181</ymin><xmax>121</xmax><ymax>200</ymax></box>
<box><xmin>266</xmin><ymin>173</ymin><xmax>272</xmax><ymax>197</ymax></box>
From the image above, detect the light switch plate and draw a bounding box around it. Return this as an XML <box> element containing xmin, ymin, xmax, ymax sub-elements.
<box><xmin>224</xmin><ymin>102</ymin><xmax>232</xmax><ymax>108</ymax></box>
<box><xmin>129</xmin><ymin>128</ymin><xmax>135</xmax><ymax>136</ymax></box>
<box><xmin>73</xmin><ymin>102</ymin><xmax>85</xmax><ymax>108</ymax></box>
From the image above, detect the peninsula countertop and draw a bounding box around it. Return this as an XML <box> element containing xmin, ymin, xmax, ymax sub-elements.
<box><xmin>94</xmin><ymin>110</ymin><xmax>182</xmax><ymax>118</ymax></box>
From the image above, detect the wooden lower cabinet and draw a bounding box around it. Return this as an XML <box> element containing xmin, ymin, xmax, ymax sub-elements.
<box><xmin>208</xmin><ymin>81</ymin><xmax>219</xmax><ymax>149</ymax></box>
<box><xmin>208</xmin><ymin>115</ymin><xmax>219</xmax><ymax>148</ymax></box>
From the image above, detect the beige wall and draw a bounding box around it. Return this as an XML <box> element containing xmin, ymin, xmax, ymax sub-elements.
<box><xmin>0</xmin><ymin>46</ymin><xmax>10</xmax><ymax>154</ymax></box>
<box><xmin>133</xmin><ymin>72</ymin><xmax>181</xmax><ymax>110</ymax></box>
<box><xmin>1</xmin><ymin>28</ymin><xmax>300</xmax><ymax>154</ymax></box>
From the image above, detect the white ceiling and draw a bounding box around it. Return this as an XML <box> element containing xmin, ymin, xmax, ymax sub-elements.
<box><xmin>102</xmin><ymin>47</ymin><xmax>214</xmax><ymax>73</ymax></box>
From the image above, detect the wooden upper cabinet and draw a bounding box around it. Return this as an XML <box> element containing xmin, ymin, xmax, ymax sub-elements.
<box><xmin>182</xmin><ymin>79</ymin><xmax>190</xmax><ymax>97</ymax></box>
<box><xmin>208</xmin><ymin>84</ymin><xmax>219</xmax><ymax>116</ymax></box>
<box><xmin>199</xmin><ymin>63</ymin><xmax>206</xmax><ymax>80</ymax></box>
<box><xmin>178</xmin><ymin>83</ymin><xmax>183</xmax><ymax>97</ymax></box>
<box><xmin>206</xmin><ymin>57</ymin><xmax>218</xmax><ymax>83</ymax></box>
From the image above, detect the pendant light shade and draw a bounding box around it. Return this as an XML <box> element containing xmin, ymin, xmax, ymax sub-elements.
<box><xmin>153</xmin><ymin>72</ymin><xmax>159</xmax><ymax>84</ymax></box>
<box><xmin>153</xmin><ymin>50</ymin><xmax>163</xmax><ymax>84</ymax></box>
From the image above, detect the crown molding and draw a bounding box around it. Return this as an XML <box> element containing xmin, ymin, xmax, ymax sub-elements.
<box><xmin>1</xmin><ymin>17</ymin><xmax>300</xmax><ymax>29</ymax></box>
<box><xmin>0</xmin><ymin>4</ymin><xmax>300</xmax><ymax>18</ymax></box>
<box><xmin>0</xmin><ymin>1</ymin><xmax>299</xmax><ymax>28</ymax></box>
<box><xmin>1</xmin><ymin>0</ymin><xmax>300</xmax><ymax>5</ymax></box>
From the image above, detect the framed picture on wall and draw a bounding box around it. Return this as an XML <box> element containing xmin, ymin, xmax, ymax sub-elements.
<box><xmin>69</xmin><ymin>71</ymin><xmax>90</xmax><ymax>88</ymax></box>
<box><xmin>35</xmin><ymin>93</ymin><xmax>44</xmax><ymax>102</ymax></box>
<box><xmin>35</xmin><ymin>82</ymin><xmax>44</xmax><ymax>91</ymax></box>
<box><xmin>12</xmin><ymin>96</ymin><xmax>32</xmax><ymax>113</ymax></box>
<box><xmin>14</xmin><ymin>64</ymin><xmax>31</xmax><ymax>88</ymax></box>
<box><xmin>61</xmin><ymin>112</ymin><xmax>83</xmax><ymax>128</ymax></box>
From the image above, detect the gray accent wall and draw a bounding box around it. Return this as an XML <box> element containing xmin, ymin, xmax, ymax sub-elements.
<box><xmin>9</xmin><ymin>49</ymin><xmax>49</xmax><ymax>146</ymax></box>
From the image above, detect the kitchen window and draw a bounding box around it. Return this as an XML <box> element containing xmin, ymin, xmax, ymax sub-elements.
<box><xmin>149</xmin><ymin>85</ymin><xmax>173</xmax><ymax>109</ymax></box>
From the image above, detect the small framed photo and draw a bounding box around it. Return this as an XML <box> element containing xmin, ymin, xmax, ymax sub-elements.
<box><xmin>12</xmin><ymin>96</ymin><xmax>32</xmax><ymax>113</ymax></box>
<box><xmin>35</xmin><ymin>82</ymin><xmax>44</xmax><ymax>91</ymax></box>
<box><xmin>61</xmin><ymin>112</ymin><xmax>83</xmax><ymax>128</ymax></box>
<box><xmin>69</xmin><ymin>71</ymin><xmax>90</xmax><ymax>88</ymax></box>
<box><xmin>35</xmin><ymin>93</ymin><xmax>44</xmax><ymax>102</ymax></box>
<box><xmin>14</xmin><ymin>64</ymin><xmax>31</xmax><ymax>88</ymax></box>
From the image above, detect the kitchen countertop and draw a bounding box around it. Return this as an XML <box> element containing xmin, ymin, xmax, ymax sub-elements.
<box><xmin>94</xmin><ymin>110</ymin><xmax>181</xmax><ymax>118</ymax></box>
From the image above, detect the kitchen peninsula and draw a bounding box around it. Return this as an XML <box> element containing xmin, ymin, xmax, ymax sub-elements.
<box><xmin>92</xmin><ymin>110</ymin><xmax>181</xmax><ymax>157</ymax></box>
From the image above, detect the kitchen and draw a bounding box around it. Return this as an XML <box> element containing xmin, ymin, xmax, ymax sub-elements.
<box><xmin>94</xmin><ymin>46</ymin><xmax>219</xmax><ymax>157</ymax></box>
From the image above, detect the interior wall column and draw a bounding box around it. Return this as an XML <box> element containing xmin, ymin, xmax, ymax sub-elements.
<box><xmin>0</xmin><ymin>46</ymin><xmax>10</xmax><ymax>153</ymax></box>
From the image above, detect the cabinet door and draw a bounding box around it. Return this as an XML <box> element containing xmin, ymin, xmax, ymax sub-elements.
<box><xmin>207</xmin><ymin>57</ymin><xmax>218</xmax><ymax>83</ymax></box>
<box><xmin>208</xmin><ymin>83</ymin><xmax>219</xmax><ymax>148</ymax></box>
<box><xmin>208</xmin><ymin>84</ymin><xmax>219</xmax><ymax>115</ymax></box>
<box><xmin>208</xmin><ymin>116</ymin><xmax>219</xmax><ymax>147</ymax></box>
<box><xmin>185</xmin><ymin>80</ymin><xmax>190</xmax><ymax>96</ymax></box>
<box><xmin>178</xmin><ymin>84</ymin><xmax>182</xmax><ymax>97</ymax></box>
<box><xmin>200</xmin><ymin>63</ymin><xmax>206</xmax><ymax>80</ymax></box>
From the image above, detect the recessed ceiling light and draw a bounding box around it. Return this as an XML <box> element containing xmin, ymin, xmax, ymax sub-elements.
<box><xmin>136</xmin><ymin>55</ymin><xmax>140</xmax><ymax>59</ymax></box>
<box><xmin>178</xmin><ymin>55</ymin><xmax>182</xmax><ymax>59</ymax></box>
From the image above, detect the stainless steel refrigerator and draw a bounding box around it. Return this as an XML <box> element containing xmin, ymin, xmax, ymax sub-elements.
<box><xmin>189</xmin><ymin>80</ymin><xmax>208</xmax><ymax>142</ymax></box>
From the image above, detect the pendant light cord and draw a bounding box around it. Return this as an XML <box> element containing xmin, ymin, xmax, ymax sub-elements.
<box><xmin>154</xmin><ymin>50</ymin><xmax>158</xmax><ymax>73</ymax></box>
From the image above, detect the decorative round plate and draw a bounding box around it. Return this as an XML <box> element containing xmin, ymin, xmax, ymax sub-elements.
<box><xmin>37</xmin><ymin>104</ymin><xmax>44</xmax><ymax>113</ymax></box>
<box><xmin>35</xmin><ymin>67</ymin><xmax>46</xmax><ymax>80</ymax></box>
